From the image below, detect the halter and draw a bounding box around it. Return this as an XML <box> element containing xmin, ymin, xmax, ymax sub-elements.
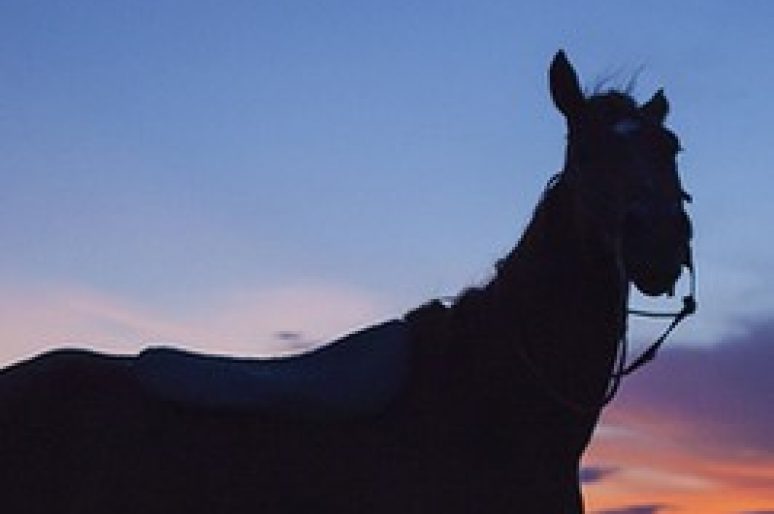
<box><xmin>514</xmin><ymin>174</ymin><xmax>697</xmax><ymax>415</ymax></box>
<box><xmin>599</xmin><ymin>252</ymin><xmax>697</xmax><ymax>408</ymax></box>
<box><xmin>619</xmin><ymin>254</ymin><xmax>696</xmax><ymax>376</ymax></box>
<box><xmin>515</xmin><ymin>259</ymin><xmax>696</xmax><ymax>415</ymax></box>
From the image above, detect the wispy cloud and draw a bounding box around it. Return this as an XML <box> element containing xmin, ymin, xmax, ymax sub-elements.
<box><xmin>581</xmin><ymin>466</ymin><xmax>620</xmax><ymax>485</ymax></box>
<box><xmin>595</xmin><ymin>505</ymin><xmax>671</xmax><ymax>514</ymax></box>
<box><xmin>0</xmin><ymin>283</ymin><xmax>393</xmax><ymax>365</ymax></box>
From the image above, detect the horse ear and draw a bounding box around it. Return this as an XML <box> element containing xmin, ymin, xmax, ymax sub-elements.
<box><xmin>549</xmin><ymin>50</ymin><xmax>584</xmax><ymax>120</ymax></box>
<box><xmin>641</xmin><ymin>89</ymin><xmax>669</xmax><ymax>123</ymax></box>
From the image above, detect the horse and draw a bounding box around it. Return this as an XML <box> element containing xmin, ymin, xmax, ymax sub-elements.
<box><xmin>0</xmin><ymin>51</ymin><xmax>693</xmax><ymax>513</ymax></box>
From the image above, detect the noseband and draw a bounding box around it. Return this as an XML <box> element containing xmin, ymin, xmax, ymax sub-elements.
<box><xmin>620</xmin><ymin>256</ymin><xmax>696</xmax><ymax>375</ymax></box>
<box><xmin>603</xmin><ymin>253</ymin><xmax>697</xmax><ymax>401</ymax></box>
<box><xmin>516</xmin><ymin>175</ymin><xmax>697</xmax><ymax>415</ymax></box>
<box><xmin>519</xmin><ymin>251</ymin><xmax>697</xmax><ymax>416</ymax></box>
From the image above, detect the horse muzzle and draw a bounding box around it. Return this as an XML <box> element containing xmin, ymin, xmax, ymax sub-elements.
<box><xmin>622</xmin><ymin>203</ymin><xmax>693</xmax><ymax>297</ymax></box>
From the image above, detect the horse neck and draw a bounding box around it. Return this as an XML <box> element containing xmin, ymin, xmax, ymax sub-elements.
<box><xmin>455</xmin><ymin>175</ymin><xmax>628</xmax><ymax>410</ymax></box>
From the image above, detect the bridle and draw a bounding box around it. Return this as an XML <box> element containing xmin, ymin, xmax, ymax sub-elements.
<box><xmin>515</xmin><ymin>257</ymin><xmax>696</xmax><ymax>416</ymax></box>
<box><xmin>515</xmin><ymin>173</ymin><xmax>697</xmax><ymax>415</ymax></box>
<box><xmin>599</xmin><ymin>252</ymin><xmax>697</xmax><ymax>408</ymax></box>
<box><xmin>620</xmin><ymin>255</ymin><xmax>696</xmax><ymax>376</ymax></box>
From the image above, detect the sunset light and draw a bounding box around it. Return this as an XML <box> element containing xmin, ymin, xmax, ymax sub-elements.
<box><xmin>2</xmin><ymin>2</ymin><xmax>773</xmax><ymax>512</ymax></box>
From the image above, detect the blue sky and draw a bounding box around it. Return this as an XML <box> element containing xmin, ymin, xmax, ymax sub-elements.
<box><xmin>3</xmin><ymin>2</ymin><xmax>774</xmax><ymax>511</ymax></box>
<box><xmin>2</xmin><ymin>1</ymin><xmax>773</xmax><ymax>354</ymax></box>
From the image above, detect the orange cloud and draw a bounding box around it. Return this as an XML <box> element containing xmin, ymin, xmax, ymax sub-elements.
<box><xmin>584</xmin><ymin>421</ymin><xmax>774</xmax><ymax>513</ymax></box>
<box><xmin>582</xmin><ymin>322</ymin><xmax>774</xmax><ymax>513</ymax></box>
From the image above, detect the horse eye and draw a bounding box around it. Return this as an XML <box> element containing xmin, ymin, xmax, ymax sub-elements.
<box><xmin>612</xmin><ymin>118</ymin><xmax>641</xmax><ymax>136</ymax></box>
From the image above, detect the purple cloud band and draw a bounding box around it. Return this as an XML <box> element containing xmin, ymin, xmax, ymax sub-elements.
<box><xmin>610</xmin><ymin>319</ymin><xmax>774</xmax><ymax>456</ymax></box>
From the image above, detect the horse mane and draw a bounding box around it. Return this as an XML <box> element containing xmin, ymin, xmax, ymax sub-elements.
<box><xmin>406</xmin><ymin>173</ymin><xmax>566</xmax><ymax>317</ymax></box>
<box><xmin>404</xmin><ymin>83</ymin><xmax>649</xmax><ymax>355</ymax></box>
<box><xmin>589</xmin><ymin>64</ymin><xmax>644</xmax><ymax>98</ymax></box>
<box><xmin>403</xmin><ymin>173</ymin><xmax>574</xmax><ymax>399</ymax></box>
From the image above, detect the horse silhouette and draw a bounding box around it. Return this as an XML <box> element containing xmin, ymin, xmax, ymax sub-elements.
<box><xmin>0</xmin><ymin>51</ymin><xmax>693</xmax><ymax>513</ymax></box>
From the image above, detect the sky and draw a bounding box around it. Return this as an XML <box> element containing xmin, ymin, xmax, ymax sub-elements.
<box><xmin>1</xmin><ymin>1</ymin><xmax>773</xmax><ymax>512</ymax></box>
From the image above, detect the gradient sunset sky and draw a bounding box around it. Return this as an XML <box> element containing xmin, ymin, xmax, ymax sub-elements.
<box><xmin>2</xmin><ymin>2</ymin><xmax>773</xmax><ymax>512</ymax></box>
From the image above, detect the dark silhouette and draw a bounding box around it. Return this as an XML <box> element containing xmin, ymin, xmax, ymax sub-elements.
<box><xmin>0</xmin><ymin>51</ymin><xmax>693</xmax><ymax>513</ymax></box>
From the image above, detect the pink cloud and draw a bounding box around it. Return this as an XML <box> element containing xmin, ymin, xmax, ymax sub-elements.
<box><xmin>0</xmin><ymin>283</ymin><xmax>392</xmax><ymax>365</ymax></box>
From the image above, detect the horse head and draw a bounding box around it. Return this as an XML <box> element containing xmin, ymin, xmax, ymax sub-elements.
<box><xmin>549</xmin><ymin>50</ymin><xmax>692</xmax><ymax>297</ymax></box>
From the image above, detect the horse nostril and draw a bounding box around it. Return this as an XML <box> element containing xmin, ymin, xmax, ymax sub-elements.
<box><xmin>681</xmin><ymin>190</ymin><xmax>692</xmax><ymax>203</ymax></box>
